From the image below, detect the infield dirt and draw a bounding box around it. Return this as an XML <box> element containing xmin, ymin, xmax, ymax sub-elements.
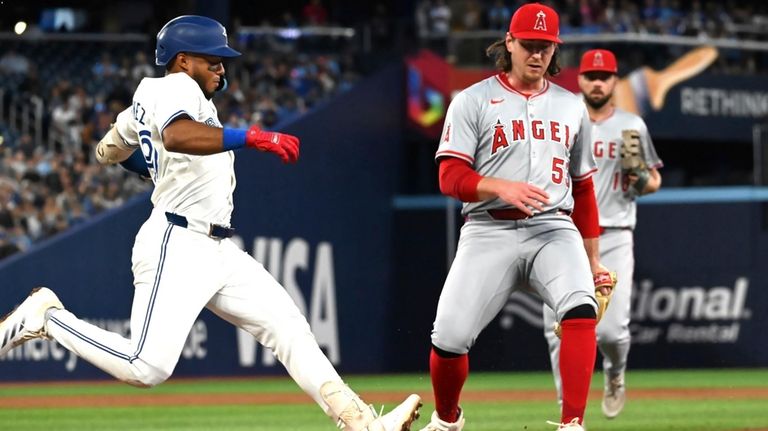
<box><xmin>3</xmin><ymin>387</ymin><xmax>768</xmax><ymax>408</ymax></box>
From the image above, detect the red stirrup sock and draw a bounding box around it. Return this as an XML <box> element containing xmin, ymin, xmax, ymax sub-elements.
<box><xmin>430</xmin><ymin>347</ymin><xmax>468</xmax><ymax>423</ymax></box>
<box><xmin>559</xmin><ymin>318</ymin><xmax>597</xmax><ymax>424</ymax></box>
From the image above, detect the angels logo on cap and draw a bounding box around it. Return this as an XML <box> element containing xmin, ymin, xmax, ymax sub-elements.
<box><xmin>579</xmin><ymin>49</ymin><xmax>618</xmax><ymax>74</ymax></box>
<box><xmin>593</xmin><ymin>52</ymin><xmax>604</xmax><ymax>67</ymax></box>
<box><xmin>509</xmin><ymin>3</ymin><xmax>562</xmax><ymax>43</ymax></box>
<box><xmin>533</xmin><ymin>10</ymin><xmax>547</xmax><ymax>31</ymax></box>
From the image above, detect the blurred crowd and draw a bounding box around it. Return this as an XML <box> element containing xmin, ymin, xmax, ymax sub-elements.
<box><xmin>0</xmin><ymin>34</ymin><xmax>360</xmax><ymax>260</ymax></box>
<box><xmin>416</xmin><ymin>0</ymin><xmax>768</xmax><ymax>39</ymax></box>
<box><xmin>414</xmin><ymin>0</ymin><xmax>768</xmax><ymax>72</ymax></box>
<box><xmin>217</xmin><ymin>37</ymin><xmax>360</xmax><ymax>129</ymax></box>
<box><xmin>0</xmin><ymin>46</ymin><xmax>151</xmax><ymax>259</ymax></box>
<box><xmin>0</xmin><ymin>136</ymin><xmax>148</xmax><ymax>259</ymax></box>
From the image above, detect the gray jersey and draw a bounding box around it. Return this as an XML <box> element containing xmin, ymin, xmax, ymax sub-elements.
<box><xmin>591</xmin><ymin>108</ymin><xmax>662</xmax><ymax>229</ymax></box>
<box><xmin>435</xmin><ymin>74</ymin><xmax>596</xmax><ymax>215</ymax></box>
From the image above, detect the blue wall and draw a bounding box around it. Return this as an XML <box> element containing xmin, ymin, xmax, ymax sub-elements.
<box><xmin>2</xmin><ymin>61</ymin><xmax>767</xmax><ymax>382</ymax></box>
<box><xmin>0</xmin><ymin>63</ymin><xmax>406</xmax><ymax>381</ymax></box>
<box><xmin>390</xmin><ymin>191</ymin><xmax>768</xmax><ymax>371</ymax></box>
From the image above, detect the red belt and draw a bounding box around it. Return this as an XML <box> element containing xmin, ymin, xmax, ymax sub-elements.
<box><xmin>600</xmin><ymin>226</ymin><xmax>632</xmax><ymax>234</ymax></box>
<box><xmin>487</xmin><ymin>208</ymin><xmax>570</xmax><ymax>220</ymax></box>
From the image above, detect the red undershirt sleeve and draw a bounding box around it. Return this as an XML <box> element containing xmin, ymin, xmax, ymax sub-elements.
<box><xmin>571</xmin><ymin>176</ymin><xmax>600</xmax><ymax>238</ymax></box>
<box><xmin>438</xmin><ymin>157</ymin><xmax>483</xmax><ymax>202</ymax></box>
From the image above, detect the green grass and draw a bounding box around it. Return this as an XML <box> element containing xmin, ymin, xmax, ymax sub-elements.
<box><xmin>0</xmin><ymin>369</ymin><xmax>766</xmax><ymax>430</ymax></box>
<box><xmin>0</xmin><ymin>405</ymin><xmax>319</xmax><ymax>431</ymax></box>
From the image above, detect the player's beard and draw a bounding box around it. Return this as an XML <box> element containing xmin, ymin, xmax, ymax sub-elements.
<box><xmin>585</xmin><ymin>93</ymin><xmax>612</xmax><ymax>110</ymax></box>
<box><xmin>201</xmin><ymin>84</ymin><xmax>215</xmax><ymax>100</ymax></box>
<box><xmin>192</xmin><ymin>74</ymin><xmax>216</xmax><ymax>100</ymax></box>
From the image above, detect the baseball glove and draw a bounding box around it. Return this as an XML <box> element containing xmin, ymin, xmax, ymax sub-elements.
<box><xmin>620</xmin><ymin>129</ymin><xmax>650</xmax><ymax>193</ymax></box>
<box><xmin>594</xmin><ymin>270</ymin><xmax>618</xmax><ymax>324</ymax></box>
<box><xmin>553</xmin><ymin>270</ymin><xmax>617</xmax><ymax>339</ymax></box>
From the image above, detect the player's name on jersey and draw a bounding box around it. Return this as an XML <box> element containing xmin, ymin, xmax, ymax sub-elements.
<box><xmin>491</xmin><ymin>119</ymin><xmax>572</xmax><ymax>155</ymax></box>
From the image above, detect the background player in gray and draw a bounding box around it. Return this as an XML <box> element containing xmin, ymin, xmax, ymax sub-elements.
<box><xmin>543</xmin><ymin>48</ymin><xmax>663</xmax><ymax>420</ymax></box>
<box><xmin>0</xmin><ymin>15</ymin><xmax>421</xmax><ymax>431</ymax></box>
<box><xmin>419</xmin><ymin>4</ymin><xmax>613</xmax><ymax>431</ymax></box>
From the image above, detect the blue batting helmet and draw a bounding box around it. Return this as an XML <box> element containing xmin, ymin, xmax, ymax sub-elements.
<box><xmin>155</xmin><ymin>15</ymin><xmax>241</xmax><ymax>66</ymax></box>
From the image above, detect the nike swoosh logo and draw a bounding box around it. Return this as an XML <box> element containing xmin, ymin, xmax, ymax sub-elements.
<box><xmin>490</xmin><ymin>98</ymin><xmax>504</xmax><ymax>104</ymax></box>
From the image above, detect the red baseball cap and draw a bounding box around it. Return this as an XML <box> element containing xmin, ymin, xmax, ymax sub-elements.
<box><xmin>579</xmin><ymin>49</ymin><xmax>618</xmax><ymax>74</ymax></box>
<box><xmin>509</xmin><ymin>3</ymin><xmax>562</xmax><ymax>44</ymax></box>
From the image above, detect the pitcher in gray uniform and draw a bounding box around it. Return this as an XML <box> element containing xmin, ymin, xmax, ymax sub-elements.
<box><xmin>418</xmin><ymin>4</ymin><xmax>611</xmax><ymax>431</ymax></box>
<box><xmin>542</xmin><ymin>49</ymin><xmax>663</xmax><ymax>420</ymax></box>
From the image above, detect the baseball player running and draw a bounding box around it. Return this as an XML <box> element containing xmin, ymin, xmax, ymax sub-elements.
<box><xmin>0</xmin><ymin>15</ymin><xmax>421</xmax><ymax>431</ymax></box>
<box><xmin>419</xmin><ymin>4</ymin><xmax>612</xmax><ymax>431</ymax></box>
<box><xmin>542</xmin><ymin>49</ymin><xmax>663</xmax><ymax>420</ymax></box>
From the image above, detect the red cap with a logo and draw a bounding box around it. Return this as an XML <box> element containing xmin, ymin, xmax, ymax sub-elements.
<box><xmin>579</xmin><ymin>49</ymin><xmax>618</xmax><ymax>74</ymax></box>
<box><xmin>509</xmin><ymin>3</ymin><xmax>562</xmax><ymax>44</ymax></box>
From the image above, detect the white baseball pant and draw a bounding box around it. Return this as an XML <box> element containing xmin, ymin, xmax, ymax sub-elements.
<box><xmin>47</xmin><ymin>208</ymin><xmax>341</xmax><ymax>412</ymax></box>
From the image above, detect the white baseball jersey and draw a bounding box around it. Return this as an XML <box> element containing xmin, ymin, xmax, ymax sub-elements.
<box><xmin>435</xmin><ymin>73</ymin><xmax>596</xmax><ymax>215</ymax></box>
<box><xmin>45</xmin><ymin>70</ymin><xmax>345</xmax><ymax>407</ymax></box>
<box><xmin>590</xmin><ymin>108</ymin><xmax>663</xmax><ymax>229</ymax></box>
<box><xmin>115</xmin><ymin>72</ymin><xmax>236</xmax><ymax>226</ymax></box>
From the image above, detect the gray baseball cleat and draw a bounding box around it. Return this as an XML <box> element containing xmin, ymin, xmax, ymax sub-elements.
<box><xmin>547</xmin><ymin>418</ymin><xmax>585</xmax><ymax>430</ymax></box>
<box><xmin>418</xmin><ymin>409</ymin><xmax>465</xmax><ymax>431</ymax></box>
<box><xmin>602</xmin><ymin>372</ymin><xmax>626</xmax><ymax>419</ymax></box>
<box><xmin>321</xmin><ymin>381</ymin><xmax>421</xmax><ymax>431</ymax></box>
<box><xmin>365</xmin><ymin>394</ymin><xmax>422</xmax><ymax>431</ymax></box>
<box><xmin>0</xmin><ymin>287</ymin><xmax>63</xmax><ymax>356</ymax></box>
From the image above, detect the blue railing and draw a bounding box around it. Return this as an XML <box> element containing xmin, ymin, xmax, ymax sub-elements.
<box><xmin>392</xmin><ymin>186</ymin><xmax>768</xmax><ymax>210</ymax></box>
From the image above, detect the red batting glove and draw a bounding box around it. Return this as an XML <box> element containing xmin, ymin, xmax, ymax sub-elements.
<box><xmin>245</xmin><ymin>126</ymin><xmax>300</xmax><ymax>163</ymax></box>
